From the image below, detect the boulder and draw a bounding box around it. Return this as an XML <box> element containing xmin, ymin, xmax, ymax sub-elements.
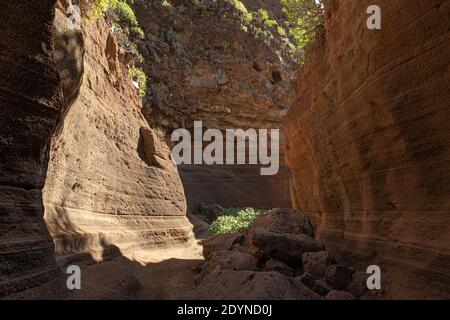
<box><xmin>325</xmin><ymin>265</ymin><xmax>355</xmax><ymax>290</ymax></box>
<box><xmin>250</xmin><ymin>208</ymin><xmax>315</xmax><ymax>237</ymax></box>
<box><xmin>264</xmin><ymin>259</ymin><xmax>294</xmax><ymax>277</ymax></box>
<box><xmin>298</xmin><ymin>272</ymin><xmax>333</xmax><ymax>296</ymax></box>
<box><xmin>197</xmin><ymin>250</ymin><xmax>259</xmax><ymax>282</ymax></box>
<box><xmin>252</xmin><ymin>228</ymin><xmax>324</xmax><ymax>267</ymax></box>
<box><xmin>302</xmin><ymin>251</ymin><xmax>336</xmax><ymax>277</ymax></box>
<box><xmin>202</xmin><ymin>232</ymin><xmax>245</xmax><ymax>259</ymax></box>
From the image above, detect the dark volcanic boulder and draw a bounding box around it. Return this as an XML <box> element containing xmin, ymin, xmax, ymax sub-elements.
<box><xmin>252</xmin><ymin>228</ymin><xmax>324</xmax><ymax>267</ymax></box>
<box><xmin>196</xmin><ymin>250</ymin><xmax>259</xmax><ymax>282</ymax></box>
<box><xmin>298</xmin><ymin>272</ymin><xmax>333</xmax><ymax>296</ymax></box>
<box><xmin>264</xmin><ymin>259</ymin><xmax>294</xmax><ymax>277</ymax></box>
<box><xmin>325</xmin><ymin>265</ymin><xmax>355</xmax><ymax>290</ymax></box>
<box><xmin>250</xmin><ymin>208</ymin><xmax>315</xmax><ymax>237</ymax></box>
<box><xmin>302</xmin><ymin>251</ymin><xmax>337</xmax><ymax>277</ymax></box>
<box><xmin>202</xmin><ymin>232</ymin><xmax>245</xmax><ymax>259</ymax></box>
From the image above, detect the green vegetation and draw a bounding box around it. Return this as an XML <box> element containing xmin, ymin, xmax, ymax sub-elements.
<box><xmin>129</xmin><ymin>67</ymin><xmax>147</xmax><ymax>97</ymax></box>
<box><xmin>231</xmin><ymin>0</ymin><xmax>253</xmax><ymax>22</ymax></box>
<box><xmin>90</xmin><ymin>0</ymin><xmax>148</xmax><ymax>96</ymax></box>
<box><xmin>91</xmin><ymin>0</ymin><xmax>137</xmax><ymax>25</ymax></box>
<box><xmin>209</xmin><ymin>207</ymin><xmax>267</xmax><ymax>235</ymax></box>
<box><xmin>281</xmin><ymin>0</ymin><xmax>324</xmax><ymax>49</ymax></box>
<box><xmin>257</xmin><ymin>8</ymin><xmax>278</xmax><ymax>29</ymax></box>
<box><xmin>130</xmin><ymin>26</ymin><xmax>145</xmax><ymax>38</ymax></box>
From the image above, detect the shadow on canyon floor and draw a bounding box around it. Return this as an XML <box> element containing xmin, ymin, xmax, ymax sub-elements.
<box><xmin>6</xmin><ymin>239</ymin><xmax>205</xmax><ymax>300</ymax></box>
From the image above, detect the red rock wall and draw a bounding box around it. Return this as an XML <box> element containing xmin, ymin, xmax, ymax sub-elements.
<box><xmin>134</xmin><ymin>0</ymin><xmax>296</xmax><ymax>211</ymax></box>
<box><xmin>42</xmin><ymin>6</ymin><xmax>193</xmax><ymax>265</ymax></box>
<box><xmin>0</xmin><ymin>0</ymin><xmax>61</xmax><ymax>297</ymax></box>
<box><xmin>285</xmin><ymin>0</ymin><xmax>450</xmax><ymax>298</ymax></box>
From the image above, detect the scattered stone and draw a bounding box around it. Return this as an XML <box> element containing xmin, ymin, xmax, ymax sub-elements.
<box><xmin>348</xmin><ymin>271</ymin><xmax>369</xmax><ymax>298</ymax></box>
<box><xmin>326</xmin><ymin>290</ymin><xmax>356</xmax><ymax>300</ymax></box>
<box><xmin>202</xmin><ymin>232</ymin><xmax>244</xmax><ymax>259</ymax></box>
<box><xmin>302</xmin><ymin>251</ymin><xmax>336</xmax><ymax>277</ymax></box>
<box><xmin>325</xmin><ymin>265</ymin><xmax>355</xmax><ymax>290</ymax></box>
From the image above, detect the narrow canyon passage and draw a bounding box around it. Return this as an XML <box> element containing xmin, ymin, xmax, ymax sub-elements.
<box><xmin>1</xmin><ymin>0</ymin><xmax>449</xmax><ymax>300</ymax></box>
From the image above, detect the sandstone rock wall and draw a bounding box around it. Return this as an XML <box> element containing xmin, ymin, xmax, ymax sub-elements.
<box><xmin>43</xmin><ymin>5</ymin><xmax>193</xmax><ymax>265</ymax></box>
<box><xmin>134</xmin><ymin>0</ymin><xmax>295</xmax><ymax>210</ymax></box>
<box><xmin>285</xmin><ymin>0</ymin><xmax>450</xmax><ymax>298</ymax></box>
<box><xmin>0</xmin><ymin>1</ymin><xmax>195</xmax><ymax>297</ymax></box>
<box><xmin>0</xmin><ymin>0</ymin><xmax>62</xmax><ymax>297</ymax></box>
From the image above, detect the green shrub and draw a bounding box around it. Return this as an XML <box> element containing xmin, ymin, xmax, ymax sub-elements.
<box><xmin>231</xmin><ymin>0</ymin><xmax>253</xmax><ymax>22</ymax></box>
<box><xmin>257</xmin><ymin>8</ymin><xmax>278</xmax><ymax>29</ymax></box>
<box><xmin>91</xmin><ymin>0</ymin><xmax>138</xmax><ymax>26</ymax></box>
<box><xmin>129</xmin><ymin>67</ymin><xmax>147</xmax><ymax>97</ymax></box>
<box><xmin>130</xmin><ymin>26</ymin><xmax>145</xmax><ymax>38</ymax></box>
<box><xmin>209</xmin><ymin>207</ymin><xmax>266</xmax><ymax>235</ymax></box>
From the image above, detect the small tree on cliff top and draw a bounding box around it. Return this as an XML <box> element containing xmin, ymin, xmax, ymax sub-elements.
<box><xmin>281</xmin><ymin>0</ymin><xmax>324</xmax><ymax>49</ymax></box>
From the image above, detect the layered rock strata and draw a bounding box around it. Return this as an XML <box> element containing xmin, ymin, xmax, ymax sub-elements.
<box><xmin>285</xmin><ymin>0</ymin><xmax>450</xmax><ymax>298</ymax></box>
<box><xmin>133</xmin><ymin>0</ymin><xmax>296</xmax><ymax>210</ymax></box>
<box><xmin>43</xmin><ymin>4</ymin><xmax>193</xmax><ymax>264</ymax></box>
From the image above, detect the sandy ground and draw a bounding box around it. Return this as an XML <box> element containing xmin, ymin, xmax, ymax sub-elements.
<box><xmin>69</xmin><ymin>213</ymin><xmax>209</xmax><ymax>300</ymax></box>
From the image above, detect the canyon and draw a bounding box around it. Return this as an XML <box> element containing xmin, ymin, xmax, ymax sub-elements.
<box><xmin>0</xmin><ymin>0</ymin><xmax>449</xmax><ymax>299</ymax></box>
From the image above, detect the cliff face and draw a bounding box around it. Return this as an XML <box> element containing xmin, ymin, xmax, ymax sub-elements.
<box><xmin>43</xmin><ymin>4</ymin><xmax>193</xmax><ymax>265</ymax></box>
<box><xmin>285</xmin><ymin>0</ymin><xmax>450</xmax><ymax>298</ymax></box>
<box><xmin>133</xmin><ymin>0</ymin><xmax>296</xmax><ymax>210</ymax></box>
<box><xmin>0</xmin><ymin>0</ymin><xmax>63</xmax><ymax>297</ymax></box>
<box><xmin>0</xmin><ymin>0</ymin><xmax>193</xmax><ymax>297</ymax></box>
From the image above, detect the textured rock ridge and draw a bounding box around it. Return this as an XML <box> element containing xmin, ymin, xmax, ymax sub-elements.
<box><xmin>285</xmin><ymin>0</ymin><xmax>450</xmax><ymax>298</ymax></box>
<box><xmin>43</xmin><ymin>5</ymin><xmax>193</xmax><ymax>265</ymax></box>
<box><xmin>0</xmin><ymin>0</ymin><xmax>62</xmax><ymax>297</ymax></box>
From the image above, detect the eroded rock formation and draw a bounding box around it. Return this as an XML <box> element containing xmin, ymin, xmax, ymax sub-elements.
<box><xmin>43</xmin><ymin>3</ymin><xmax>193</xmax><ymax>265</ymax></box>
<box><xmin>0</xmin><ymin>0</ymin><xmax>194</xmax><ymax>297</ymax></box>
<box><xmin>285</xmin><ymin>0</ymin><xmax>450</xmax><ymax>298</ymax></box>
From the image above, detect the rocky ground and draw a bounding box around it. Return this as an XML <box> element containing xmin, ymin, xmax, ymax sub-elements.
<box><xmin>54</xmin><ymin>208</ymin><xmax>374</xmax><ymax>300</ymax></box>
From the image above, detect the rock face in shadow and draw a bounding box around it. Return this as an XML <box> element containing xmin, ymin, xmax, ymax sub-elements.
<box><xmin>0</xmin><ymin>0</ymin><xmax>62</xmax><ymax>297</ymax></box>
<box><xmin>43</xmin><ymin>7</ymin><xmax>193</xmax><ymax>265</ymax></box>
<box><xmin>133</xmin><ymin>0</ymin><xmax>296</xmax><ymax>210</ymax></box>
<box><xmin>285</xmin><ymin>0</ymin><xmax>450</xmax><ymax>298</ymax></box>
